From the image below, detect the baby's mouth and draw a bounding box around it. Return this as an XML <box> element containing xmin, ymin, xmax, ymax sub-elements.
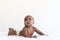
<box><xmin>27</xmin><ymin>22</ymin><xmax>30</xmax><ymax>24</ymax></box>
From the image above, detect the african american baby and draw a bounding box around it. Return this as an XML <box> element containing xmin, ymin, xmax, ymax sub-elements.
<box><xmin>19</xmin><ymin>15</ymin><xmax>47</xmax><ymax>38</ymax></box>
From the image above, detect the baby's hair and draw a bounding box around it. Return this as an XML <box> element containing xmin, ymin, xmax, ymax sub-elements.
<box><xmin>24</xmin><ymin>15</ymin><xmax>34</xmax><ymax>20</ymax></box>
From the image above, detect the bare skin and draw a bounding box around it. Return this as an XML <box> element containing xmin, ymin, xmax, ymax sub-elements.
<box><xmin>8</xmin><ymin>28</ymin><xmax>17</xmax><ymax>36</ymax></box>
<box><xmin>19</xmin><ymin>15</ymin><xmax>46</xmax><ymax>38</ymax></box>
<box><xmin>19</xmin><ymin>26</ymin><xmax>44</xmax><ymax>38</ymax></box>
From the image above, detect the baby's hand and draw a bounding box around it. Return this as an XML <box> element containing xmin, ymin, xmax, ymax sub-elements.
<box><xmin>41</xmin><ymin>34</ymin><xmax>48</xmax><ymax>36</ymax></box>
<box><xmin>32</xmin><ymin>35</ymin><xmax>37</xmax><ymax>38</ymax></box>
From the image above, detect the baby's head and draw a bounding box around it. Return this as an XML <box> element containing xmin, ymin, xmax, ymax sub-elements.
<box><xmin>24</xmin><ymin>15</ymin><xmax>34</xmax><ymax>27</ymax></box>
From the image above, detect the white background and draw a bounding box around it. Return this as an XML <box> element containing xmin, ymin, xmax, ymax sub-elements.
<box><xmin>0</xmin><ymin>0</ymin><xmax>60</xmax><ymax>40</ymax></box>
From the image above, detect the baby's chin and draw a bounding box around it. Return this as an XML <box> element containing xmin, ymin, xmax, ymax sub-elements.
<box><xmin>25</xmin><ymin>24</ymin><xmax>32</xmax><ymax>27</ymax></box>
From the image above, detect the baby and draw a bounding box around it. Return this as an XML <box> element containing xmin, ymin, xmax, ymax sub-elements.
<box><xmin>8</xmin><ymin>28</ymin><xmax>17</xmax><ymax>36</ymax></box>
<box><xmin>19</xmin><ymin>15</ymin><xmax>47</xmax><ymax>38</ymax></box>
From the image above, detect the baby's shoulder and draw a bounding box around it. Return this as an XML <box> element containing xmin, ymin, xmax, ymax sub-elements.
<box><xmin>23</xmin><ymin>27</ymin><xmax>27</xmax><ymax>30</ymax></box>
<box><xmin>32</xmin><ymin>26</ymin><xmax>36</xmax><ymax>29</ymax></box>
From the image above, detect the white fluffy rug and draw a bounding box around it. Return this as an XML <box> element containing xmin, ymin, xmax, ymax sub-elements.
<box><xmin>0</xmin><ymin>32</ymin><xmax>60</xmax><ymax>40</ymax></box>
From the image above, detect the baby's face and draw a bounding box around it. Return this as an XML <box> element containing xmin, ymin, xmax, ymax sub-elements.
<box><xmin>24</xmin><ymin>16</ymin><xmax>34</xmax><ymax>27</ymax></box>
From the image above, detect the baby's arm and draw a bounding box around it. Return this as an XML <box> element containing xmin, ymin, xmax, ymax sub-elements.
<box><xmin>19</xmin><ymin>30</ymin><xmax>23</xmax><ymax>36</ymax></box>
<box><xmin>33</xmin><ymin>27</ymin><xmax>45</xmax><ymax>35</ymax></box>
<box><xmin>19</xmin><ymin>27</ymin><xmax>28</xmax><ymax>37</ymax></box>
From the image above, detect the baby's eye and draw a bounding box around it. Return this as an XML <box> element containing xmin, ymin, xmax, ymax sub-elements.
<box><xmin>25</xmin><ymin>19</ymin><xmax>27</xmax><ymax>21</ymax></box>
<box><xmin>29</xmin><ymin>18</ymin><xmax>31</xmax><ymax>21</ymax></box>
